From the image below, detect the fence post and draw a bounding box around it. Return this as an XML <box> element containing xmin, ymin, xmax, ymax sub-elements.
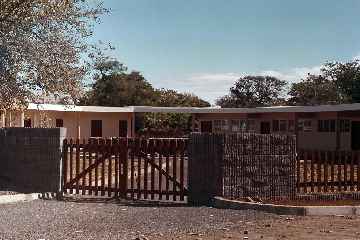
<box><xmin>188</xmin><ymin>133</ymin><xmax>224</xmax><ymax>205</ymax></box>
<box><xmin>57</xmin><ymin>127</ymin><xmax>67</xmax><ymax>199</ymax></box>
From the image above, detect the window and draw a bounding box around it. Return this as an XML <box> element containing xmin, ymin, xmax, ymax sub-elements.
<box><xmin>272</xmin><ymin>120</ymin><xmax>287</xmax><ymax>132</ymax></box>
<box><xmin>56</xmin><ymin>119</ymin><xmax>64</xmax><ymax>128</ymax></box>
<box><xmin>340</xmin><ymin>119</ymin><xmax>351</xmax><ymax>132</ymax></box>
<box><xmin>91</xmin><ymin>120</ymin><xmax>102</xmax><ymax>137</ymax></box>
<box><xmin>24</xmin><ymin>118</ymin><xmax>32</xmax><ymax>128</ymax></box>
<box><xmin>298</xmin><ymin>119</ymin><xmax>312</xmax><ymax>132</ymax></box>
<box><xmin>272</xmin><ymin>120</ymin><xmax>279</xmax><ymax>132</ymax></box>
<box><xmin>231</xmin><ymin>120</ymin><xmax>247</xmax><ymax>132</ymax></box>
<box><xmin>214</xmin><ymin>120</ymin><xmax>229</xmax><ymax>132</ymax></box>
<box><xmin>318</xmin><ymin>120</ymin><xmax>336</xmax><ymax>132</ymax></box>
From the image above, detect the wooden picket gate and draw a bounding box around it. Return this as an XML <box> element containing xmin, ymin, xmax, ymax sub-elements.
<box><xmin>297</xmin><ymin>150</ymin><xmax>360</xmax><ymax>193</ymax></box>
<box><xmin>62</xmin><ymin>138</ymin><xmax>188</xmax><ymax>202</ymax></box>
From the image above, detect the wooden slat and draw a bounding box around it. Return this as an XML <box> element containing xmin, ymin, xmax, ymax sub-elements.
<box><xmin>158</xmin><ymin>139</ymin><xmax>163</xmax><ymax>200</ymax></box>
<box><xmin>69</xmin><ymin>139</ymin><xmax>74</xmax><ymax>194</ymax></box>
<box><xmin>150</xmin><ymin>139</ymin><xmax>155</xmax><ymax>200</ymax></box>
<box><xmin>136</xmin><ymin>139</ymin><xmax>141</xmax><ymax>199</ymax></box>
<box><xmin>172</xmin><ymin>139</ymin><xmax>177</xmax><ymax>201</ymax></box>
<box><xmin>88</xmin><ymin>139</ymin><xmax>93</xmax><ymax>195</ymax></box>
<box><xmin>94</xmin><ymin>139</ymin><xmax>99</xmax><ymax>196</ymax></box>
<box><xmin>100</xmin><ymin>139</ymin><xmax>106</xmax><ymax>196</ymax></box>
<box><xmin>179</xmin><ymin>139</ymin><xmax>185</xmax><ymax>201</ymax></box>
<box><xmin>107</xmin><ymin>139</ymin><xmax>112</xmax><ymax>197</ymax></box>
<box><xmin>122</xmin><ymin>138</ymin><xmax>128</xmax><ymax>199</ymax></box>
<box><xmin>331</xmin><ymin>151</ymin><xmax>335</xmax><ymax>192</ymax></box>
<box><xmin>357</xmin><ymin>151</ymin><xmax>360</xmax><ymax>191</ymax></box>
<box><xmin>62</xmin><ymin>139</ymin><xmax>68</xmax><ymax>194</ymax></box>
<box><xmin>303</xmin><ymin>151</ymin><xmax>308</xmax><ymax>193</ymax></box>
<box><xmin>350</xmin><ymin>151</ymin><xmax>355</xmax><ymax>191</ymax></box>
<box><xmin>130</xmin><ymin>139</ymin><xmax>135</xmax><ymax>199</ymax></box>
<box><xmin>142</xmin><ymin>139</ymin><xmax>148</xmax><ymax>199</ymax></box>
<box><xmin>316</xmin><ymin>151</ymin><xmax>321</xmax><ymax>192</ymax></box>
<box><xmin>75</xmin><ymin>139</ymin><xmax>80</xmax><ymax>194</ymax></box>
<box><xmin>310</xmin><ymin>151</ymin><xmax>315</xmax><ymax>192</ymax></box>
<box><xmin>165</xmin><ymin>139</ymin><xmax>170</xmax><ymax>200</ymax></box>
<box><xmin>338</xmin><ymin>151</ymin><xmax>342</xmax><ymax>192</ymax></box>
<box><xmin>296</xmin><ymin>150</ymin><xmax>302</xmax><ymax>193</ymax></box>
<box><xmin>113</xmin><ymin>139</ymin><xmax>119</xmax><ymax>197</ymax></box>
<box><xmin>324</xmin><ymin>151</ymin><xmax>329</xmax><ymax>192</ymax></box>
<box><xmin>82</xmin><ymin>139</ymin><xmax>86</xmax><ymax>195</ymax></box>
<box><xmin>344</xmin><ymin>151</ymin><xmax>348</xmax><ymax>191</ymax></box>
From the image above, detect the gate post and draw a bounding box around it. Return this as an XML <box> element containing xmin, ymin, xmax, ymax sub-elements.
<box><xmin>188</xmin><ymin>133</ymin><xmax>224</xmax><ymax>205</ymax></box>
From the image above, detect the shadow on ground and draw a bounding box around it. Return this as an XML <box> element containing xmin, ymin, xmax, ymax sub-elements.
<box><xmin>53</xmin><ymin>195</ymin><xmax>191</xmax><ymax>208</ymax></box>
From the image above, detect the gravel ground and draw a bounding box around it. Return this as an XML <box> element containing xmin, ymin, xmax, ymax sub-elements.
<box><xmin>1</xmin><ymin>198</ymin><xmax>360</xmax><ymax>240</ymax></box>
<box><xmin>0</xmin><ymin>198</ymin><xmax>277</xmax><ymax>240</ymax></box>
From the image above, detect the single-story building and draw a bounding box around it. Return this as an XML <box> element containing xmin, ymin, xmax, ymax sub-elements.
<box><xmin>1</xmin><ymin>103</ymin><xmax>360</xmax><ymax>150</ymax></box>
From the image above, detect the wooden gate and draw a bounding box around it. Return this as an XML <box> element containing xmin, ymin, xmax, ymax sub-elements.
<box><xmin>62</xmin><ymin>138</ymin><xmax>188</xmax><ymax>202</ymax></box>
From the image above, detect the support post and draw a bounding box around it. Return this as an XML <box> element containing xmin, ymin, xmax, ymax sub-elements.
<box><xmin>33</xmin><ymin>111</ymin><xmax>38</xmax><ymax>128</ymax></box>
<box><xmin>131</xmin><ymin>112</ymin><xmax>136</xmax><ymax>138</ymax></box>
<box><xmin>20</xmin><ymin>111</ymin><xmax>25</xmax><ymax>127</ymax></box>
<box><xmin>76</xmin><ymin>112</ymin><xmax>81</xmax><ymax>139</ymax></box>
<box><xmin>8</xmin><ymin>111</ymin><xmax>12</xmax><ymax>127</ymax></box>
<box><xmin>1</xmin><ymin>110</ymin><xmax>5</xmax><ymax>128</ymax></box>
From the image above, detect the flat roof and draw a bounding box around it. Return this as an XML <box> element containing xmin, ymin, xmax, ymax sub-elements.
<box><xmin>27</xmin><ymin>103</ymin><xmax>360</xmax><ymax>114</ymax></box>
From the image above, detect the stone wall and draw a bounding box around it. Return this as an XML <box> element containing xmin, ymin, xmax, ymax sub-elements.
<box><xmin>222</xmin><ymin>134</ymin><xmax>297</xmax><ymax>200</ymax></box>
<box><xmin>0</xmin><ymin>128</ymin><xmax>66</xmax><ymax>193</ymax></box>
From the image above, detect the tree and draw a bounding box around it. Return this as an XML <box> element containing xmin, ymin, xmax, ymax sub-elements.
<box><xmin>216</xmin><ymin>75</ymin><xmax>287</xmax><ymax>107</ymax></box>
<box><xmin>81</xmin><ymin>59</ymin><xmax>157</xmax><ymax>107</ymax></box>
<box><xmin>321</xmin><ymin>60</ymin><xmax>360</xmax><ymax>103</ymax></box>
<box><xmin>142</xmin><ymin>89</ymin><xmax>210</xmax><ymax>136</ymax></box>
<box><xmin>82</xmin><ymin>58</ymin><xmax>210</xmax><ymax>136</ymax></box>
<box><xmin>287</xmin><ymin>60</ymin><xmax>360</xmax><ymax>105</ymax></box>
<box><xmin>155</xmin><ymin>89</ymin><xmax>210</xmax><ymax>107</ymax></box>
<box><xmin>288</xmin><ymin>74</ymin><xmax>340</xmax><ymax>105</ymax></box>
<box><xmin>0</xmin><ymin>0</ymin><xmax>106</xmax><ymax>110</ymax></box>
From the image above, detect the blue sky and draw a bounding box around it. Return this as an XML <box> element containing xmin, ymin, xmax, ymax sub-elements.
<box><xmin>92</xmin><ymin>0</ymin><xmax>360</xmax><ymax>104</ymax></box>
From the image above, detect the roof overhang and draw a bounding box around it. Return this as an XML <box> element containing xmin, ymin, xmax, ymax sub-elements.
<box><xmin>26</xmin><ymin>103</ymin><xmax>360</xmax><ymax>114</ymax></box>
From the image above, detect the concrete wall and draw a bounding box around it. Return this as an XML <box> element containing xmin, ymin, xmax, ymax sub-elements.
<box><xmin>3</xmin><ymin>110</ymin><xmax>134</xmax><ymax>139</ymax></box>
<box><xmin>0</xmin><ymin>128</ymin><xmax>66</xmax><ymax>193</ymax></box>
<box><xmin>194</xmin><ymin>111</ymin><xmax>355</xmax><ymax>151</ymax></box>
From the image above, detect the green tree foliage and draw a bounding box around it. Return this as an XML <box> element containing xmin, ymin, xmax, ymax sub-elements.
<box><xmin>142</xmin><ymin>89</ymin><xmax>210</xmax><ymax>136</ymax></box>
<box><xmin>0</xmin><ymin>0</ymin><xmax>106</xmax><ymax>110</ymax></box>
<box><xmin>288</xmin><ymin>60</ymin><xmax>360</xmax><ymax>105</ymax></box>
<box><xmin>155</xmin><ymin>89</ymin><xmax>210</xmax><ymax>107</ymax></box>
<box><xmin>321</xmin><ymin>60</ymin><xmax>360</xmax><ymax>103</ymax></box>
<box><xmin>81</xmin><ymin>59</ymin><xmax>156</xmax><ymax>106</ymax></box>
<box><xmin>216</xmin><ymin>75</ymin><xmax>287</xmax><ymax>107</ymax></box>
<box><xmin>288</xmin><ymin>74</ymin><xmax>340</xmax><ymax>105</ymax></box>
<box><xmin>82</xmin><ymin>58</ymin><xmax>210</xmax><ymax>136</ymax></box>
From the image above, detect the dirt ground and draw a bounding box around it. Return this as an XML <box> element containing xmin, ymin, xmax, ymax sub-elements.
<box><xmin>182</xmin><ymin>215</ymin><xmax>360</xmax><ymax>240</ymax></box>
